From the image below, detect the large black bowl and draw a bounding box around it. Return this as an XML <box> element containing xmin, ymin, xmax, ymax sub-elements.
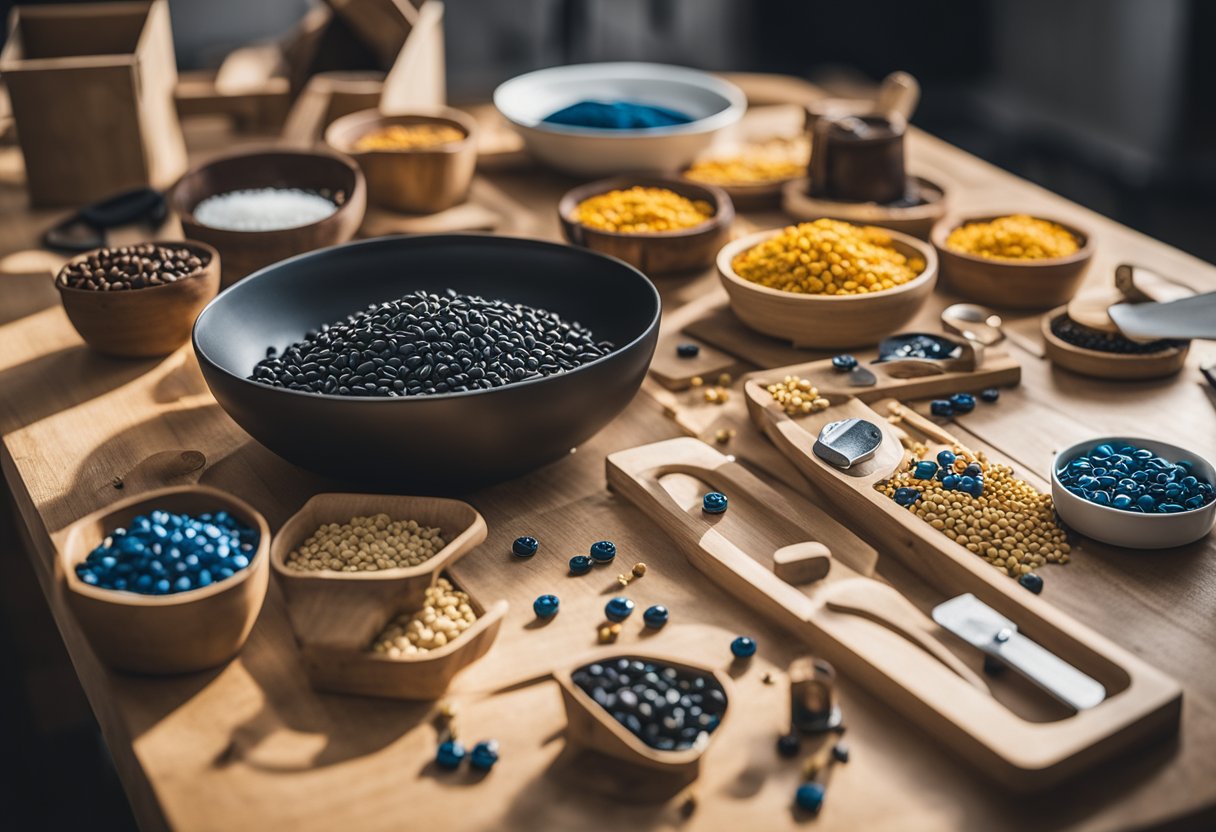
<box><xmin>193</xmin><ymin>234</ymin><xmax>660</xmax><ymax>490</ymax></box>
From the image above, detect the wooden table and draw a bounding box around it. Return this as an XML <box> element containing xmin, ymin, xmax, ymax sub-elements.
<box><xmin>2</xmin><ymin>78</ymin><xmax>1215</xmax><ymax>832</ymax></box>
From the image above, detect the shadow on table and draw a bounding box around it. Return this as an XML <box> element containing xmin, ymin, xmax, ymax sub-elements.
<box><xmin>0</xmin><ymin>271</ymin><xmax>58</xmax><ymax>326</ymax></box>
<box><xmin>0</xmin><ymin>345</ymin><xmax>157</xmax><ymax>435</ymax></box>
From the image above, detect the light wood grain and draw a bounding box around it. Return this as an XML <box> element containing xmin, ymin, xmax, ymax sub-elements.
<box><xmin>1</xmin><ymin>78</ymin><xmax>1216</xmax><ymax>831</ymax></box>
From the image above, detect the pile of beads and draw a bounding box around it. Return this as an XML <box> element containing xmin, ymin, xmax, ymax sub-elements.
<box><xmin>683</xmin><ymin>138</ymin><xmax>807</xmax><ymax>186</ymax></box>
<box><xmin>877</xmin><ymin>446</ymin><xmax>1071</xmax><ymax>577</ymax></box>
<box><xmin>284</xmin><ymin>515</ymin><xmax>444</xmax><ymax>572</ymax></box>
<box><xmin>571</xmin><ymin>657</ymin><xmax>728</xmax><ymax>751</ymax></box>
<box><xmin>75</xmin><ymin>509</ymin><xmax>258</xmax><ymax>595</ymax></box>
<box><xmin>1051</xmin><ymin>314</ymin><xmax>1184</xmax><ymax>355</ymax></box>
<box><xmin>1056</xmin><ymin>442</ymin><xmax>1214</xmax><ymax>513</ymax></box>
<box><xmin>573</xmin><ymin>186</ymin><xmax>714</xmax><ymax>234</ymax></box>
<box><xmin>250</xmin><ymin>290</ymin><xmax>613</xmax><ymax>397</ymax></box>
<box><xmin>58</xmin><ymin>243</ymin><xmax>208</xmax><ymax>291</ymax></box>
<box><xmin>731</xmin><ymin>219</ymin><xmax>925</xmax><ymax>296</ymax></box>
<box><xmin>369</xmin><ymin>577</ymin><xmax>477</xmax><ymax>655</ymax></box>
<box><xmin>766</xmin><ymin>376</ymin><xmax>830</xmax><ymax>416</ymax></box>
<box><xmin>353</xmin><ymin>123</ymin><xmax>464</xmax><ymax>152</ymax></box>
<box><xmin>193</xmin><ymin>187</ymin><xmax>338</xmax><ymax>231</ymax></box>
<box><xmin>945</xmin><ymin>214</ymin><xmax>1078</xmax><ymax>260</ymax></box>
<box><xmin>543</xmin><ymin>100</ymin><xmax>693</xmax><ymax>129</ymax></box>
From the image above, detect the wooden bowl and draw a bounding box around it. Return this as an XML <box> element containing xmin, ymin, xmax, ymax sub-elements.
<box><xmin>299</xmin><ymin>573</ymin><xmax>507</xmax><ymax>700</ymax></box>
<box><xmin>556</xmin><ymin>651</ymin><xmax>731</xmax><ymax>777</ymax></box>
<box><xmin>558</xmin><ymin>176</ymin><xmax>733</xmax><ymax>276</ymax></box>
<box><xmin>782</xmin><ymin>175</ymin><xmax>947</xmax><ymax>240</ymax></box>
<box><xmin>270</xmin><ymin>493</ymin><xmax>501</xmax><ymax>699</ymax></box>
<box><xmin>932</xmin><ymin>214</ymin><xmax>1094</xmax><ymax>309</ymax></box>
<box><xmin>324</xmin><ymin>107</ymin><xmax>478</xmax><ymax>214</ymax></box>
<box><xmin>55</xmin><ymin>240</ymin><xmax>220</xmax><ymax>358</ymax></box>
<box><xmin>270</xmin><ymin>493</ymin><xmax>489</xmax><ymax>649</ymax></box>
<box><xmin>1041</xmin><ymin>306</ymin><xmax>1189</xmax><ymax>380</ymax></box>
<box><xmin>168</xmin><ymin>147</ymin><xmax>367</xmax><ymax>287</ymax></box>
<box><xmin>59</xmin><ymin>485</ymin><xmax>270</xmax><ymax>674</ymax></box>
<box><xmin>717</xmin><ymin>225</ymin><xmax>938</xmax><ymax>348</ymax></box>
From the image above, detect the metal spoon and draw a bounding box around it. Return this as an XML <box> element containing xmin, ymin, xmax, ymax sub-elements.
<box><xmin>941</xmin><ymin>303</ymin><xmax>1005</xmax><ymax>346</ymax></box>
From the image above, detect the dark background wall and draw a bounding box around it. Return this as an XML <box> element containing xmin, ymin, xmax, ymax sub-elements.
<box><xmin>0</xmin><ymin>1</ymin><xmax>1212</xmax><ymax>829</ymax></box>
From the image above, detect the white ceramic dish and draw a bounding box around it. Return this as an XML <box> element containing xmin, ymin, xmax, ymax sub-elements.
<box><xmin>493</xmin><ymin>62</ymin><xmax>746</xmax><ymax>176</ymax></box>
<box><xmin>1051</xmin><ymin>437</ymin><xmax>1216</xmax><ymax>549</ymax></box>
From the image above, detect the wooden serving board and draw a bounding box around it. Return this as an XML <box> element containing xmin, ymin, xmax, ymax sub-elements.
<box><xmin>737</xmin><ymin>387</ymin><xmax>1182</xmax><ymax>788</ymax></box>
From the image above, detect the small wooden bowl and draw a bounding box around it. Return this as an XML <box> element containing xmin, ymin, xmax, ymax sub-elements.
<box><xmin>55</xmin><ymin>240</ymin><xmax>220</xmax><ymax>358</ymax></box>
<box><xmin>324</xmin><ymin>107</ymin><xmax>478</xmax><ymax>214</ymax></box>
<box><xmin>558</xmin><ymin>176</ymin><xmax>734</xmax><ymax>276</ymax></box>
<box><xmin>168</xmin><ymin>147</ymin><xmax>367</xmax><ymax>287</ymax></box>
<box><xmin>932</xmin><ymin>214</ymin><xmax>1094</xmax><ymax>309</ymax></box>
<box><xmin>59</xmin><ymin>485</ymin><xmax>270</xmax><ymax>674</ymax></box>
<box><xmin>1041</xmin><ymin>306</ymin><xmax>1189</xmax><ymax>380</ymax></box>
<box><xmin>270</xmin><ymin>493</ymin><xmax>499</xmax><ymax>700</ymax></box>
<box><xmin>781</xmin><ymin>175</ymin><xmax>948</xmax><ymax>240</ymax></box>
<box><xmin>557</xmin><ymin>651</ymin><xmax>731</xmax><ymax>777</ymax></box>
<box><xmin>300</xmin><ymin>575</ymin><xmax>507</xmax><ymax>700</ymax></box>
<box><xmin>717</xmin><ymin>225</ymin><xmax>938</xmax><ymax>348</ymax></box>
<box><xmin>270</xmin><ymin>493</ymin><xmax>488</xmax><ymax>650</ymax></box>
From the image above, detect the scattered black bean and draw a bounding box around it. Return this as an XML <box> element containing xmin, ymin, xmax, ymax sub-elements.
<box><xmin>249</xmin><ymin>290</ymin><xmax>615</xmax><ymax>397</ymax></box>
<box><xmin>58</xmin><ymin>243</ymin><xmax>207</xmax><ymax>291</ymax></box>
<box><xmin>1051</xmin><ymin>315</ymin><xmax>1184</xmax><ymax>355</ymax></box>
<box><xmin>572</xmin><ymin>657</ymin><xmax>727</xmax><ymax>751</ymax></box>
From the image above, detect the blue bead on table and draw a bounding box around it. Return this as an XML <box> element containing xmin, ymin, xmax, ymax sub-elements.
<box><xmin>435</xmin><ymin>739</ymin><xmax>466</xmax><ymax>770</ymax></box>
<box><xmin>568</xmin><ymin>555</ymin><xmax>593</xmax><ymax>575</ymax></box>
<box><xmin>511</xmin><ymin>536</ymin><xmax>538</xmax><ymax>558</ymax></box>
<box><xmin>469</xmin><ymin>740</ymin><xmax>499</xmax><ymax>771</ymax></box>
<box><xmin>702</xmin><ymin>492</ymin><xmax>728</xmax><ymax>514</ymax></box>
<box><xmin>831</xmin><ymin>354</ymin><xmax>858</xmax><ymax>372</ymax></box>
<box><xmin>643</xmin><ymin>604</ymin><xmax>669</xmax><ymax>628</ymax></box>
<box><xmin>795</xmin><ymin>782</ymin><xmax>826</xmax><ymax>814</ymax></box>
<box><xmin>930</xmin><ymin>400</ymin><xmax>954</xmax><ymax>417</ymax></box>
<box><xmin>730</xmin><ymin>635</ymin><xmax>757</xmax><ymax>658</ymax></box>
<box><xmin>589</xmin><ymin>540</ymin><xmax>617</xmax><ymax>563</ymax></box>
<box><xmin>605</xmin><ymin>596</ymin><xmax>635</xmax><ymax>622</ymax></box>
<box><xmin>533</xmin><ymin>594</ymin><xmax>560</xmax><ymax>618</ymax></box>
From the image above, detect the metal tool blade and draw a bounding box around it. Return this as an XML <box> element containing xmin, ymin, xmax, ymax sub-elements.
<box><xmin>1107</xmin><ymin>292</ymin><xmax>1216</xmax><ymax>342</ymax></box>
<box><xmin>932</xmin><ymin>594</ymin><xmax>1106</xmax><ymax>711</ymax></box>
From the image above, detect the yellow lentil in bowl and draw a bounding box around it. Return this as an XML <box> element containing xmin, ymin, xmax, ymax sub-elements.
<box><xmin>730</xmin><ymin>218</ymin><xmax>926</xmax><ymax>296</ymax></box>
<box><xmin>684</xmin><ymin>138</ymin><xmax>807</xmax><ymax>186</ymax></box>
<box><xmin>574</xmin><ymin>186</ymin><xmax>714</xmax><ymax>234</ymax></box>
<box><xmin>354</xmin><ymin>123</ymin><xmax>466</xmax><ymax>152</ymax></box>
<box><xmin>944</xmin><ymin>214</ymin><xmax>1079</xmax><ymax>261</ymax></box>
<box><xmin>370</xmin><ymin>577</ymin><xmax>477</xmax><ymax>655</ymax></box>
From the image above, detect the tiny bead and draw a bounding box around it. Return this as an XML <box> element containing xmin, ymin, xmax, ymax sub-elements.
<box><xmin>605</xmin><ymin>596</ymin><xmax>635</xmax><ymax>622</ymax></box>
<box><xmin>893</xmin><ymin>487</ymin><xmax>920</xmax><ymax>506</ymax></box>
<box><xmin>632</xmin><ymin>563</ymin><xmax>647</xmax><ymax>578</ymax></box>
<box><xmin>795</xmin><ymin>782</ymin><xmax>826</xmax><ymax>814</ymax></box>
<box><xmin>435</xmin><ymin>739</ymin><xmax>466</xmax><ymax>769</ymax></box>
<box><xmin>676</xmin><ymin>342</ymin><xmax>700</xmax><ymax>358</ymax></box>
<box><xmin>831</xmin><ymin>354</ymin><xmax>858</xmax><ymax>372</ymax></box>
<box><xmin>589</xmin><ymin>540</ymin><xmax>617</xmax><ymax>562</ymax></box>
<box><xmin>930</xmin><ymin>400</ymin><xmax>954</xmax><ymax>417</ymax></box>
<box><xmin>777</xmin><ymin>732</ymin><xmax>801</xmax><ymax>757</ymax></box>
<box><xmin>702</xmin><ymin>492</ymin><xmax>729</xmax><ymax>514</ymax></box>
<box><xmin>731</xmin><ymin>636</ymin><xmax>757</xmax><ymax>658</ymax></box>
<box><xmin>913</xmin><ymin>460</ymin><xmax>938</xmax><ymax>480</ymax></box>
<box><xmin>512</xmin><ymin>536</ymin><xmax>539</xmax><ymax>558</ymax></box>
<box><xmin>980</xmin><ymin>388</ymin><xmax>1000</xmax><ymax>402</ymax></box>
<box><xmin>949</xmin><ymin>392</ymin><xmax>977</xmax><ymax>413</ymax></box>
<box><xmin>533</xmin><ymin>594</ymin><xmax>560</xmax><ymax>618</ymax></box>
<box><xmin>1018</xmin><ymin>573</ymin><xmax>1044</xmax><ymax>594</ymax></box>
<box><xmin>643</xmin><ymin>604</ymin><xmax>669</xmax><ymax>628</ymax></box>
<box><xmin>936</xmin><ymin>450</ymin><xmax>957</xmax><ymax>469</ymax></box>
<box><xmin>569</xmin><ymin>555</ymin><xmax>593</xmax><ymax>574</ymax></box>
<box><xmin>832</xmin><ymin>742</ymin><xmax>850</xmax><ymax>763</ymax></box>
<box><xmin>469</xmin><ymin>740</ymin><xmax>499</xmax><ymax>771</ymax></box>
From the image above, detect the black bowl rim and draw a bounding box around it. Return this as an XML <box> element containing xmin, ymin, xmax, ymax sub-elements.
<box><xmin>192</xmin><ymin>232</ymin><xmax>662</xmax><ymax>404</ymax></box>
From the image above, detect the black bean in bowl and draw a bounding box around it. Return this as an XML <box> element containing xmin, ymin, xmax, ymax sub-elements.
<box><xmin>572</xmin><ymin>657</ymin><xmax>727</xmax><ymax>752</ymax></box>
<box><xmin>250</xmin><ymin>290</ymin><xmax>614</xmax><ymax>397</ymax></box>
<box><xmin>191</xmin><ymin>234</ymin><xmax>660</xmax><ymax>488</ymax></box>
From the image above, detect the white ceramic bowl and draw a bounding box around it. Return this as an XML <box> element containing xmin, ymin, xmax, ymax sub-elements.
<box><xmin>1051</xmin><ymin>437</ymin><xmax>1216</xmax><ymax>549</ymax></box>
<box><xmin>493</xmin><ymin>62</ymin><xmax>746</xmax><ymax>176</ymax></box>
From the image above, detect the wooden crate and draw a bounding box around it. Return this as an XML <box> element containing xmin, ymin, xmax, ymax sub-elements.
<box><xmin>0</xmin><ymin>1</ymin><xmax>187</xmax><ymax>207</ymax></box>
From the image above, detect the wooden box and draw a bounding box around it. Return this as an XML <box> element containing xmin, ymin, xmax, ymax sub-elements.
<box><xmin>0</xmin><ymin>1</ymin><xmax>187</xmax><ymax>207</ymax></box>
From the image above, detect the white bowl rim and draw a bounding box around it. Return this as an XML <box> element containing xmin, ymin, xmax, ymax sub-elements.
<box><xmin>1051</xmin><ymin>436</ymin><xmax>1216</xmax><ymax>521</ymax></box>
<box><xmin>493</xmin><ymin>62</ymin><xmax>747</xmax><ymax>138</ymax></box>
<box><xmin>716</xmin><ymin>224</ymin><xmax>938</xmax><ymax>303</ymax></box>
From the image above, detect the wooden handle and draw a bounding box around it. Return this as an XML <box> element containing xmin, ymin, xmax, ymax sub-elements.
<box><xmin>822</xmin><ymin>579</ymin><xmax>989</xmax><ymax>692</ymax></box>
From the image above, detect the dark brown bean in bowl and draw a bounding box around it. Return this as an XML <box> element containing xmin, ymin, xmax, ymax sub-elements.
<box><xmin>57</xmin><ymin>242</ymin><xmax>211</xmax><ymax>291</ymax></box>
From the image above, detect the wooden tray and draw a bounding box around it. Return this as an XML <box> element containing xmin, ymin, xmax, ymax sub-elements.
<box><xmin>608</xmin><ymin>433</ymin><xmax>1177</xmax><ymax>788</ymax></box>
<box><xmin>270</xmin><ymin>493</ymin><xmax>506</xmax><ymax>699</ymax></box>
<box><xmin>732</xmin><ymin>390</ymin><xmax>1181</xmax><ymax>788</ymax></box>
